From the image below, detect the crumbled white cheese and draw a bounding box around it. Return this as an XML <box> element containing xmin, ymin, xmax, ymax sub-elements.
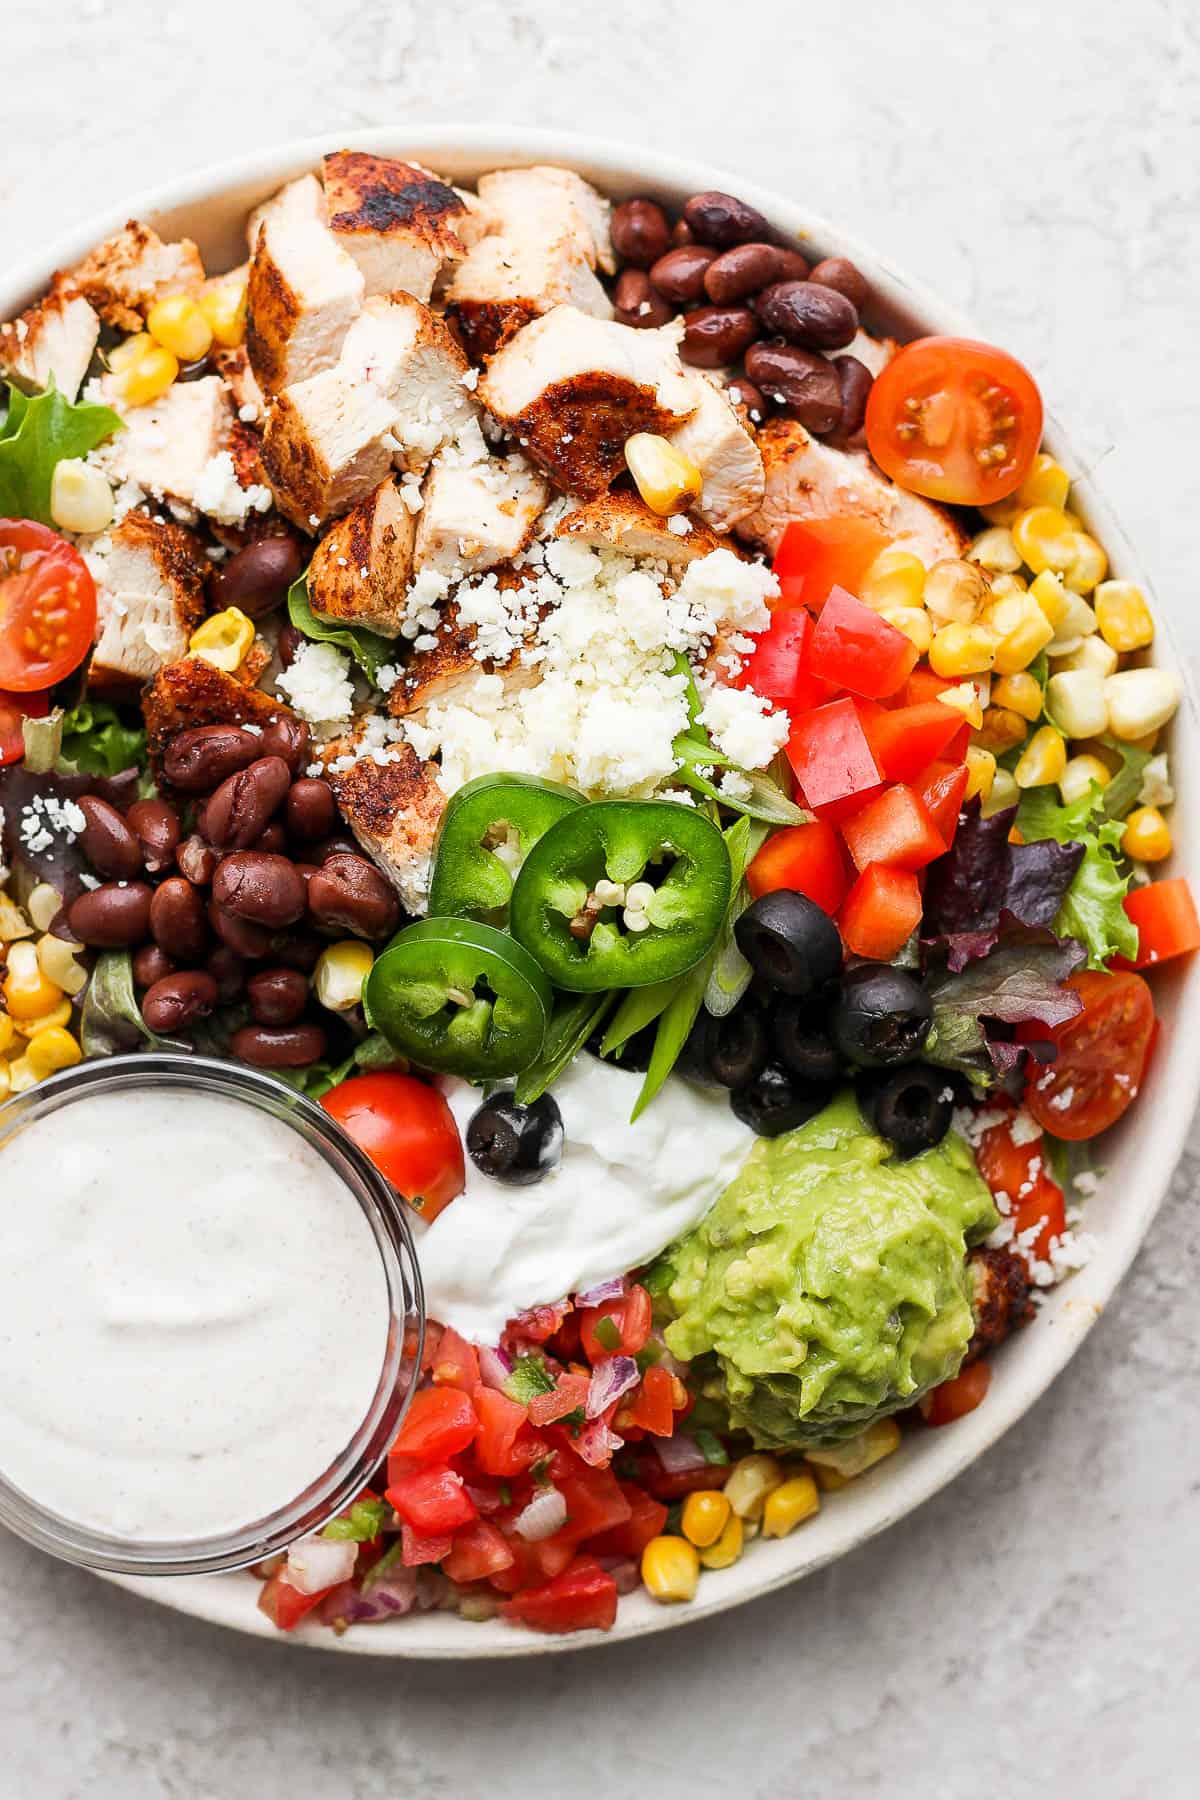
<box><xmin>19</xmin><ymin>794</ymin><xmax>86</xmax><ymax>856</ymax></box>
<box><xmin>699</xmin><ymin>685</ymin><xmax>789</xmax><ymax>771</ymax></box>
<box><xmin>1008</xmin><ymin>1107</ymin><xmax>1042</xmax><ymax>1146</ymax></box>
<box><xmin>192</xmin><ymin>451</ymin><xmax>272</xmax><ymax>526</ymax></box>
<box><xmin>276</xmin><ymin>641</ymin><xmax>355</xmax><ymax>726</ymax></box>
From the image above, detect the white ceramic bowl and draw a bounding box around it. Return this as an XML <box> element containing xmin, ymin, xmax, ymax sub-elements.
<box><xmin>4</xmin><ymin>125</ymin><xmax>1196</xmax><ymax>1657</ymax></box>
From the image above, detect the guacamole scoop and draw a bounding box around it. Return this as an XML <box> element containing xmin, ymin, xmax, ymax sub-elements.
<box><xmin>659</xmin><ymin>1089</ymin><xmax>997</xmax><ymax>1449</ymax></box>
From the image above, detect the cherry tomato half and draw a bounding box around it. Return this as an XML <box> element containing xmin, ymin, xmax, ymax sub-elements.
<box><xmin>322</xmin><ymin>1072</ymin><xmax>465</xmax><ymax>1220</ymax></box>
<box><xmin>0</xmin><ymin>686</ymin><xmax>49</xmax><ymax>766</ymax></box>
<box><xmin>0</xmin><ymin>519</ymin><xmax>98</xmax><ymax>693</ymax></box>
<box><xmin>1023</xmin><ymin>970</ymin><xmax>1155</xmax><ymax>1141</ymax></box>
<box><xmin>865</xmin><ymin>337</ymin><xmax>1043</xmax><ymax>506</ymax></box>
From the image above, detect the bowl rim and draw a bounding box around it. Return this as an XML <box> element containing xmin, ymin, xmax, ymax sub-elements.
<box><xmin>4</xmin><ymin>121</ymin><xmax>1196</xmax><ymax>1657</ymax></box>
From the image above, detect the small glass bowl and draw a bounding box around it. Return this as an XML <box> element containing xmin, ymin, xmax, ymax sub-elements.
<box><xmin>0</xmin><ymin>1053</ymin><xmax>424</xmax><ymax>1576</ymax></box>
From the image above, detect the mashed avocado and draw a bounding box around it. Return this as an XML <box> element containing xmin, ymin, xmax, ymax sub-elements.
<box><xmin>659</xmin><ymin>1089</ymin><xmax>996</xmax><ymax>1448</ymax></box>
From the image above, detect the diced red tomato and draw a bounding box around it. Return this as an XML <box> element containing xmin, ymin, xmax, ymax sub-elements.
<box><xmin>1117</xmin><ymin>879</ymin><xmax>1200</xmax><ymax>970</ymax></box>
<box><xmin>838</xmin><ymin>863</ymin><xmax>923</xmax><ymax>959</ymax></box>
<box><xmin>864</xmin><ymin>700</ymin><xmax>966</xmax><ymax>783</ymax></box>
<box><xmin>771</xmin><ymin>516</ymin><xmax>890</xmax><ymax>612</ymax></box>
<box><xmin>578</xmin><ymin>1284</ymin><xmax>652</xmax><ymax>1362</ymax></box>
<box><xmin>632</xmin><ymin>1447</ymin><xmax>730</xmax><ymax>1501</ymax></box>
<box><xmin>917</xmin><ymin>760</ymin><xmax>970</xmax><ymax>847</ymax></box>
<box><xmin>734</xmin><ymin>607</ymin><xmax>830</xmax><ymax>712</ymax></box>
<box><xmin>321</xmin><ymin>1073</ymin><xmax>465</xmax><ymax>1222</ymax></box>
<box><xmin>390</xmin><ymin>1387</ymin><xmax>479</xmax><ymax>1466</ymax></box>
<box><xmin>500</xmin><ymin>1556</ymin><xmax>619</xmax><ymax>1635</ymax></box>
<box><xmin>0</xmin><ymin>686</ymin><xmax>49</xmax><ymax>766</ymax></box>
<box><xmin>975</xmin><ymin>1109</ymin><xmax>1065</xmax><ymax>1263</ymax></box>
<box><xmin>400</xmin><ymin>1523</ymin><xmax>453</xmax><ymax>1565</ymax></box>
<box><xmin>625</xmin><ymin>1364</ymin><xmax>677</xmax><ymax>1437</ymax></box>
<box><xmin>386</xmin><ymin>1464</ymin><xmax>478</xmax><ymax>1535</ymax></box>
<box><xmin>746</xmin><ymin>818</ymin><xmax>849</xmax><ymax>914</ymax></box>
<box><xmin>786</xmin><ymin>695</ymin><xmax>883</xmax><ymax>810</ymax></box>
<box><xmin>921</xmin><ymin>1359</ymin><xmax>992</xmax><ymax>1426</ymax></box>
<box><xmin>588</xmin><ymin>1483</ymin><xmax>669</xmax><ymax>1557</ymax></box>
<box><xmin>840</xmin><ymin>783</ymin><xmax>945</xmax><ymax>874</ymax></box>
<box><xmin>528</xmin><ymin>1372</ymin><xmax>591</xmax><ymax>1427</ymax></box>
<box><xmin>801</xmin><ymin>585</ymin><xmax>918</xmax><ymax>700</ymax></box>
<box><xmin>866</xmin><ymin>337</ymin><xmax>1043</xmax><ymax>506</ymax></box>
<box><xmin>897</xmin><ymin>667</ymin><xmax>957</xmax><ymax>708</ymax></box>
<box><xmin>0</xmin><ymin>519</ymin><xmax>97</xmax><ymax>692</ymax></box>
<box><xmin>443</xmin><ymin>1519</ymin><xmax>515</xmax><ymax>1583</ymax></box>
<box><xmin>473</xmin><ymin>1387</ymin><xmax>546</xmax><ymax>1478</ymax></box>
<box><xmin>553</xmin><ymin>1459</ymin><xmax>633</xmax><ymax>1545</ymax></box>
<box><xmin>1023</xmin><ymin>969</ymin><xmax>1155</xmax><ymax>1141</ymax></box>
<box><xmin>257</xmin><ymin>1572</ymin><xmax>329</xmax><ymax>1632</ymax></box>
<box><xmin>430</xmin><ymin>1325</ymin><xmax>480</xmax><ymax>1392</ymax></box>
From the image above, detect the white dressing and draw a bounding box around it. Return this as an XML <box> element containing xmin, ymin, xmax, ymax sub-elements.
<box><xmin>0</xmin><ymin>1090</ymin><xmax>389</xmax><ymax>1542</ymax></box>
<box><xmin>418</xmin><ymin>1057</ymin><xmax>752</xmax><ymax>1344</ymax></box>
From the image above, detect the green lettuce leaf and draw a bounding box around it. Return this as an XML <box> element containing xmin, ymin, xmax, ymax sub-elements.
<box><xmin>80</xmin><ymin>950</ymin><xmax>188</xmax><ymax>1057</ymax></box>
<box><xmin>287</xmin><ymin>574</ymin><xmax>396</xmax><ymax>683</ymax></box>
<box><xmin>1016</xmin><ymin>781</ymin><xmax>1138</xmax><ymax>967</ymax></box>
<box><xmin>59</xmin><ymin>701</ymin><xmax>146</xmax><ymax>777</ymax></box>
<box><xmin>0</xmin><ymin>381</ymin><xmax>122</xmax><ymax>524</ymax></box>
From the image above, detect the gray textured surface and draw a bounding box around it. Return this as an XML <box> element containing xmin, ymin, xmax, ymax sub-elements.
<box><xmin>2</xmin><ymin>1</ymin><xmax>1198</xmax><ymax>1794</ymax></box>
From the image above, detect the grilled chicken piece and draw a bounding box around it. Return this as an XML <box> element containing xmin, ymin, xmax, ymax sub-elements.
<box><xmin>85</xmin><ymin>511</ymin><xmax>208</xmax><ymax>693</ymax></box>
<box><xmin>964</xmin><ymin>1247</ymin><xmax>1035</xmax><ymax>1365</ymax></box>
<box><xmin>479</xmin><ymin>307</ymin><xmax>696</xmax><ymax>498</ymax></box>
<box><xmin>143</xmin><ymin>655</ymin><xmax>299</xmax><ymax>782</ymax></box>
<box><xmin>214</xmin><ymin>344</ymin><xmax>266</xmax><ymax>425</ymax></box>
<box><xmin>68</xmin><ymin>222</ymin><xmax>205</xmax><ymax>333</ymax></box>
<box><xmin>413</xmin><ymin>452</ymin><xmax>547</xmax><ymax>578</ymax></box>
<box><xmin>90</xmin><ymin>373</ymin><xmax>234</xmax><ymax>510</ymax></box>
<box><xmin>0</xmin><ymin>282</ymin><xmax>100</xmax><ymax>403</ymax></box>
<box><xmin>445</xmin><ymin>165</ymin><xmax>614</xmax><ymax>359</ymax></box>
<box><xmin>261</xmin><ymin>293</ymin><xmax>475</xmax><ymax>529</ymax></box>
<box><xmin>668</xmin><ymin>373</ymin><xmax>765</xmax><ymax>532</ymax></box>
<box><xmin>553</xmin><ymin>491</ymin><xmax>721</xmax><ymax>564</ymax></box>
<box><xmin>245</xmin><ymin>174</ymin><xmax>326</xmax><ymax>250</ymax></box>
<box><xmin>306</xmin><ymin>477</ymin><xmax>417</xmax><ymax>636</ymax></box>
<box><xmin>315</xmin><ymin>727</ymin><xmax>446</xmax><ymax>915</ymax></box>
<box><xmin>321</xmin><ymin>151</ymin><xmax>479</xmax><ymax>301</ymax></box>
<box><xmin>734</xmin><ymin>418</ymin><xmax>969</xmax><ymax>565</ymax></box>
<box><xmin>246</xmin><ymin>181</ymin><xmax>364</xmax><ymax>396</ymax></box>
<box><xmin>388</xmin><ymin>576</ymin><xmax>541</xmax><ymax>724</ymax></box>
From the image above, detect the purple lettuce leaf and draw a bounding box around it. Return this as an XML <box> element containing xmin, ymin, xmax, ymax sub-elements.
<box><xmin>922</xmin><ymin>800</ymin><xmax>1086</xmax><ymax>970</ymax></box>
<box><xmin>924</xmin><ymin>921</ymin><xmax>1086</xmax><ymax>1078</ymax></box>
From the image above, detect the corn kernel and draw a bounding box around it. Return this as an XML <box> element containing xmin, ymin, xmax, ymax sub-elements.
<box><xmin>1015</xmin><ymin>724</ymin><xmax>1067</xmax><ymax>788</ymax></box>
<box><xmin>641</xmin><ymin>1535</ymin><xmax>700</xmax><ymax>1603</ymax></box>
<box><xmin>26</xmin><ymin>883</ymin><xmax>62</xmax><ymax>934</ymax></box>
<box><xmin>1104</xmin><ymin>668</ymin><xmax>1182</xmax><ymax>741</ymax></box>
<box><xmin>49</xmin><ymin>459</ymin><xmax>114</xmax><ymax>535</ymax></box>
<box><xmin>723</xmin><ymin>1453</ymin><xmax>784</xmax><ymax>1520</ymax></box>
<box><xmin>991</xmin><ymin>672</ymin><xmax>1042</xmax><ymax>721</ymax></box>
<box><xmin>314</xmin><ymin>939</ymin><xmax>375</xmax><ymax>1012</ymax></box>
<box><xmin>810</xmin><ymin>1462</ymin><xmax>852</xmax><ymax>1493</ymax></box>
<box><xmin>0</xmin><ymin>1013</ymin><xmax>15</xmax><ymax>1056</ymax></box>
<box><xmin>964</xmin><ymin>746</ymin><xmax>996</xmax><ymax>802</ymax></box>
<box><xmin>199</xmin><ymin>277</ymin><xmax>248</xmax><ymax>349</ymax></box>
<box><xmin>929</xmin><ymin>622</ymin><xmax>996</xmax><ymax>679</ymax></box>
<box><xmin>146</xmin><ymin>292</ymin><xmax>214</xmax><ymax>362</ymax></box>
<box><xmin>1046</xmin><ymin>669</ymin><xmax>1109</xmax><ymax>741</ymax></box>
<box><xmin>0</xmin><ymin>1061</ymin><xmax>9</xmax><ymax>1102</ymax></box>
<box><xmin>1122</xmin><ymin>806</ymin><xmax>1172</xmax><ymax>863</ymax></box>
<box><xmin>1094</xmin><ymin>580</ymin><xmax>1154</xmax><ymax>653</ymax></box>
<box><xmin>1062</xmin><ymin>531</ymin><xmax>1107</xmax><ymax>595</ymax></box>
<box><xmin>982</xmin><ymin>767</ymin><xmax>1020</xmax><ymax>816</ymax></box>
<box><xmin>1013</xmin><ymin>505</ymin><xmax>1077</xmax><ymax>576</ymax></box>
<box><xmin>1031</xmin><ymin>571</ymin><xmax>1099</xmax><ymax>654</ymax></box>
<box><xmin>936</xmin><ymin>681</ymin><xmax>984</xmax><ymax>729</ymax></box>
<box><xmin>1018</xmin><ymin>452</ymin><xmax>1071</xmax><ymax>513</ymax></box>
<box><xmin>3</xmin><ymin>941</ymin><xmax>64</xmax><ymax>1020</ymax></box>
<box><xmin>698</xmin><ymin>1509</ymin><xmax>745</xmax><ymax>1570</ymax></box>
<box><xmin>762</xmin><ymin>1473</ymin><xmax>821</xmax><ymax>1538</ymax></box>
<box><xmin>0</xmin><ymin>892</ymin><xmax>34</xmax><ymax>943</ymax></box>
<box><xmin>110</xmin><ymin>334</ymin><xmax>179</xmax><ymax>406</ymax></box>
<box><xmin>986</xmin><ymin>593</ymin><xmax>1055</xmax><ymax>675</ymax></box>
<box><xmin>681</xmin><ymin>1489</ymin><xmax>732</xmax><ymax>1549</ymax></box>
<box><xmin>806</xmin><ymin>1417</ymin><xmax>902</xmax><ymax>1479</ymax></box>
<box><xmin>25</xmin><ymin>1027</ymin><xmax>82</xmax><ymax>1079</ymax></box>
<box><xmin>923</xmin><ymin>558</ymin><xmax>990</xmax><ymax>624</ymax></box>
<box><xmin>16</xmin><ymin>998</ymin><xmax>73</xmax><ymax>1038</ymax></box>
<box><xmin>859</xmin><ymin>547</ymin><xmax>926</xmax><ymax>611</ymax></box>
<box><xmin>879</xmin><ymin>605</ymin><xmax>932</xmax><ymax>653</ymax></box>
<box><xmin>624</xmin><ymin>433</ymin><xmax>702</xmax><ymax>516</ymax></box>
<box><xmin>7</xmin><ymin>1055</ymin><xmax>37</xmax><ymax>1095</ymax></box>
<box><xmin>988</xmin><ymin>571</ymin><xmax>1029</xmax><ymax>601</ymax></box>
<box><xmin>1051</xmin><ymin>635</ymin><xmax>1118</xmax><ymax>679</ymax></box>
<box><xmin>975</xmin><ymin>707</ymin><xmax>1027</xmax><ymax>755</ymax></box>
<box><xmin>966</xmin><ymin>527</ymin><xmax>1021</xmax><ymax>574</ymax></box>
<box><xmin>1060</xmin><ymin>754</ymin><xmax>1112</xmax><ymax>806</ymax></box>
<box><xmin>189</xmin><ymin>607</ymin><xmax>255</xmax><ymax>673</ymax></box>
<box><xmin>1139</xmin><ymin>753</ymin><xmax>1174</xmax><ymax>808</ymax></box>
<box><xmin>37</xmin><ymin>934</ymin><xmax>88</xmax><ymax>997</ymax></box>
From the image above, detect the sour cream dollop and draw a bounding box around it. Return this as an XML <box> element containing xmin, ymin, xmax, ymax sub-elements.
<box><xmin>0</xmin><ymin>1089</ymin><xmax>390</xmax><ymax>1542</ymax></box>
<box><xmin>418</xmin><ymin>1057</ymin><xmax>752</xmax><ymax>1344</ymax></box>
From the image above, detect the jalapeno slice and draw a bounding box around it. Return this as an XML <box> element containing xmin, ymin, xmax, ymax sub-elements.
<box><xmin>363</xmin><ymin>916</ymin><xmax>553</xmax><ymax>1078</ymax></box>
<box><xmin>428</xmin><ymin>773</ymin><xmax>583</xmax><ymax>925</ymax></box>
<box><xmin>509</xmin><ymin>800</ymin><xmax>731</xmax><ymax>992</ymax></box>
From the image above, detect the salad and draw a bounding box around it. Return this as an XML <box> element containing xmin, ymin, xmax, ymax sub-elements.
<box><xmin>0</xmin><ymin>150</ymin><xmax>1195</xmax><ymax>1639</ymax></box>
